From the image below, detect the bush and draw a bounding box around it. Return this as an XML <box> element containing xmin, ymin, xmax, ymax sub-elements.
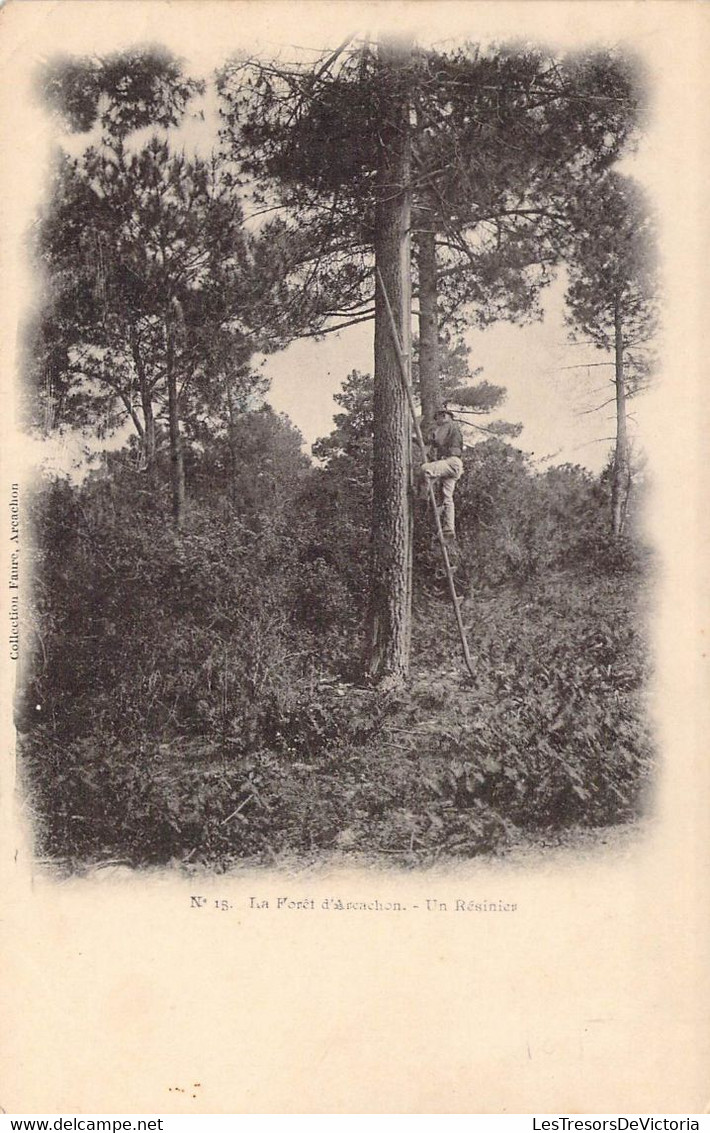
<box><xmin>21</xmin><ymin>464</ymin><xmax>364</xmax><ymax>742</ymax></box>
<box><xmin>20</xmin><ymin>568</ymin><xmax>654</xmax><ymax>867</ymax></box>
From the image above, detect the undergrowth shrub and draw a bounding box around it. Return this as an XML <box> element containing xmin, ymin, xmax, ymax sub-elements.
<box><xmin>21</xmin><ymin>467</ymin><xmax>358</xmax><ymax>742</ymax></box>
<box><xmin>21</xmin><ymin>569</ymin><xmax>653</xmax><ymax>867</ymax></box>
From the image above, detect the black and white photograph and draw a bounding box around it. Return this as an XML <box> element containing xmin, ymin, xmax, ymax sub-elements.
<box><xmin>1</xmin><ymin>0</ymin><xmax>708</xmax><ymax>1116</ymax></box>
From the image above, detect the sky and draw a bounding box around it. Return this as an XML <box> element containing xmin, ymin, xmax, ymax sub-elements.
<box><xmin>262</xmin><ymin>274</ymin><xmax>626</xmax><ymax>473</ymax></box>
<box><xmin>4</xmin><ymin>3</ymin><xmax>667</xmax><ymax>480</ymax></box>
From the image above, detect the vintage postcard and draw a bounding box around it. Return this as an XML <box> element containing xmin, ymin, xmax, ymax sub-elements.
<box><xmin>1</xmin><ymin>0</ymin><xmax>708</xmax><ymax>1115</ymax></box>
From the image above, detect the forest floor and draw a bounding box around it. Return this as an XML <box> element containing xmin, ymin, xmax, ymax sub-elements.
<box><xmin>29</xmin><ymin>814</ymin><xmax>651</xmax><ymax>881</ymax></box>
<box><xmin>20</xmin><ymin>569</ymin><xmax>655</xmax><ymax>873</ymax></box>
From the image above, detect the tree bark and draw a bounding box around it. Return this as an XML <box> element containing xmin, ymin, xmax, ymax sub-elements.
<box><xmin>364</xmin><ymin>36</ymin><xmax>413</xmax><ymax>686</ymax></box>
<box><xmin>141</xmin><ymin>388</ymin><xmax>157</xmax><ymax>472</ymax></box>
<box><xmin>612</xmin><ymin>294</ymin><xmax>630</xmax><ymax>537</ymax></box>
<box><xmin>165</xmin><ymin>311</ymin><xmax>186</xmax><ymax>530</ymax></box>
<box><xmin>416</xmin><ymin>210</ymin><xmax>441</xmax><ymax>437</ymax></box>
<box><xmin>117</xmin><ymin>389</ymin><xmax>145</xmax><ymax>441</ymax></box>
<box><xmin>129</xmin><ymin>325</ymin><xmax>156</xmax><ymax>471</ymax></box>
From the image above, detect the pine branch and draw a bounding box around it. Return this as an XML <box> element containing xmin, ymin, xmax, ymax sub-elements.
<box><xmin>294</xmin><ymin>312</ymin><xmax>376</xmax><ymax>338</ymax></box>
<box><xmin>575</xmin><ymin>397</ymin><xmax>617</xmax><ymax>416</ymax></box>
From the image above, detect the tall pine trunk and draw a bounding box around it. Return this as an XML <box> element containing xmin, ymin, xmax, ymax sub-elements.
<box><xmin>416</xmin><ymin>211</ymin><xmax>441</xmax><ymax>437</ymax></box>
<box><xmin>165</xmin><ymin>310</ymin><xmax>186</xmax><ymax>530</ymax></box>
<box><xmin>612</xmin><ymin>294</ymin><xmax>630</xmax><ymax>537</ymax></box>
<box><xmin>364</xmin><ymin>37</ymin><xmax>413</xmax><ymax>686</ymax></box>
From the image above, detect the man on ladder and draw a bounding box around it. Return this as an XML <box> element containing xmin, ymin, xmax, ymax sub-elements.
<box><xmin>420</xmin><ymin>407</ymin><xmax>464</xmax><ymax>542</ymax></box>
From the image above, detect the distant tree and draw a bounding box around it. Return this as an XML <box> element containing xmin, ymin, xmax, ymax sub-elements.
<box><xmin>187</xmin><ymin>404</ymin><xmax>310</xmax><ymax>526</ymax></box>
<box><xmin>31</xmin><ymin>49</ymin><xmax>312</xmax><ymax>528</ymax></box>
<box><xmin>420</xmin><ymin>333</ymin><xmax>522</xmax><ymax>440</ymax></box>
<box><xmin>32</xmin><ymin>141</ymin><xmax>260</xmax><ymax>528</ymax></box>
<box><xmin>37</xmin><ymin>46</ymin><xmax>204</xmax><ymax>137</ymax></box>
<box><xmin>313</xmin><ymin>358</ymin><xmax>519</xmax><ymax>475</ymax></box>
<box><xmin>565</xmin><ymin>172</ymin><xmax>658</xmax><ymax>536</ymax></box>
<box><xmin>312</xmin><ymin>369</ymin><xmax>374</xmax><ymax>467</ymax></box>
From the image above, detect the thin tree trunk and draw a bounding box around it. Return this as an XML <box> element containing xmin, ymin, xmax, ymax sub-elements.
<box><xmin>141</xmin><ymin>392</ymin><xmax>157</xmax><ymax>472</ymax></box>
<box><xmin>226</xmin><ymin>374</ymin><xmax>240</xmax><ymax>504</ymax></box>
<box><xmin>165</xmin><ymin>311</ymin><xmax>186</xmax><ymax>530</ymax></box>
<box><xmin>117</xmin><ymin>390</ymin><xmax>145</xmax><ymax>441</ymax></box>
<box><xmin>416</xmin><ymin>212</ymin><xmax>441</xmax><ymax>437</ymax></box>
<box><xmin>130</xmin><ymin>325</ymin><xmax>156</xmax><ymax>471</ymax></box>
<box><xmin>364</xmin><ymin>36</ymin><xmax>413</xmax><ymax>687</ymax></box>
<box><xmin>612</xmin><ymin>295</ymin><xmax>630</xmax><ymax>537</ymax></box>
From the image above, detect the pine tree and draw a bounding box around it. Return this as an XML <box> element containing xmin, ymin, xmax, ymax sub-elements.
<box><xmin>218</xmin><ymin>38</ymin><xmax>643</xmax><ymax>679</ymax></box>
<box><xmin>31</xmin><ymin>49</ymin><xmax>310</xmax><ymax>528</ymax></box>
<box><xmin>565</xmin><ymin>172</ymin><xmax>658</xmax><ymax>535</ymax></box>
